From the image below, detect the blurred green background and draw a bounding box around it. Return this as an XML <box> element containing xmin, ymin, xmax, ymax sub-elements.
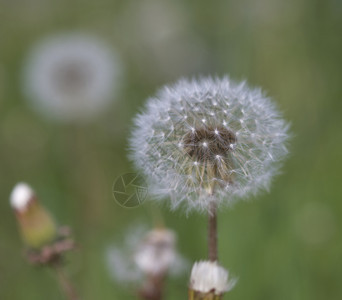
<box><xmin>1</xmin><ymin>0</ymin><xmax>342</xmax><ymax>299</ymax></box>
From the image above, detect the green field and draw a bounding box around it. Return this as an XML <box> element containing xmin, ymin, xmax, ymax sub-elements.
<box><xmin>1</xmin><ymin>0</ymin><xmax>341</xmax><ymax>299</ymax></box>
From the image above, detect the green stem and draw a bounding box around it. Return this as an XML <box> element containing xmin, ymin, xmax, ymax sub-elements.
<box><xmin>52</xmin><ymin>262</ymin><xmax>79</xmax><ymax>300</ymax></box>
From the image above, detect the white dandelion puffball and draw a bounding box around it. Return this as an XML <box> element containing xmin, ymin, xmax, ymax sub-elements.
<box><xmin>106</xmin><ymin>226</ymin><xmax>187</xmax><ymax>284</ymax></box>
<box><xmin>130</xmin><ymin>76</ymin><xmax>289</xmax><ymax>212</ymax></box>
<box><xmin>190</xmin><ymin>261</ymin><xmax>237</xmax><ymax>295</ymax></box>
<box><xmin>134</xmin><ymin>228</ymin><xmax>177</xmax><ymax>276</ymax></box>
<box><xmin>23</xmin><ymin>33</ymin><xmax>121</xmax><ymax>121</ymax></box>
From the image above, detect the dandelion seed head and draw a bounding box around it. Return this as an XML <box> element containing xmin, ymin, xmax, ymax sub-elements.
<box><xmin>130</xmin><ymin>76</ymin><xmax>289</xmax><ymax>212</ymax></box>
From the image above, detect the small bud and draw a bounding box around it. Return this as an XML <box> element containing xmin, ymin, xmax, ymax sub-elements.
<box><xmin>189</xmin><ymin>261</ymin><xmax>236</xmax><ymax>299</ymax></box>
<box><xmin>10</xmin><ymin>183</ymin><xmax>57</xmax><ymax>249</ymax></box>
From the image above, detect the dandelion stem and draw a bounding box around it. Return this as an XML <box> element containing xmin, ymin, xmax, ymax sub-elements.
<box><xmin>52</xmin><ymin>261</ymin><xmax>79</xmax><ymax>300</ymax></box>
<box><xmin>208</xmin><ymin>201</ymin><xmax>218</xmax><ymax>262</ymax></box>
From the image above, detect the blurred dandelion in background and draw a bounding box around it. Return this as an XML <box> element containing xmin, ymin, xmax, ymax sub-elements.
<box><xmin>106</xmin><ymin>225</ymin><xmax>188</xmax><ymax>297</ymax></box>
<box><xmin>22</xmin><ymin>33</ymin><xmax>122</xmax><ymax>122</ymax></box>
<box><xmin>118</xmin><ymin>0</ymin><xmax>209</xmax><ymax>82</ymax></box>
<box><xmin>130</xmin><ymin>76</ymin><xmax>290</xmax><ymax>213</ymax></box>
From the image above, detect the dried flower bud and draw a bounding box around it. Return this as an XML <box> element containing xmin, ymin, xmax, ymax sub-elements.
<box><xmin>10</xmin><ymin>183</ymin><xmax>57</xmax><ymax>249</ymax></box>
<box><xmin>189</xmin><ymin>261</ymin><xmax>236</xmax><ymax>299</ymax></box>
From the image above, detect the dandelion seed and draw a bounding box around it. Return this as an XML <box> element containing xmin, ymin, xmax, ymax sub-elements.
<box><xmin>130</xmin><ymin>76</ymin><xmax>289</xmax><ymax>212</ymax></box>
<box><xmin>22</xmin><ymin>33</ymin><xmax>122</xmax><ymax>122</ymax></box>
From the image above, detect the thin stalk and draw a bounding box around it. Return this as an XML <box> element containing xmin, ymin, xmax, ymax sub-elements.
<box><xmin>52</xmin><ymin>262</ymin><xmax>79</xmax><ymax>300</ymax></box>
<box><xmin>208</xmin><ymin>201</ymin><xmax>218</xmax><ymax>262</ymax></box>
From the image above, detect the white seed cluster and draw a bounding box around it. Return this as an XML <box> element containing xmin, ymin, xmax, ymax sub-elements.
<box><xmin>190</xmin><ymin>261</ymin><xmax>236</xmax><ymax>295</ymax></box>
<box><xmin>130</xmin><ymin>76</ymin><xmax>289</xmax><ymax>212</ymax></box>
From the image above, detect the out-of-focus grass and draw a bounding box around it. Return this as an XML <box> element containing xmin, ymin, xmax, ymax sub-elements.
<box><xmin>1</xmin><ymin>0</ymin><xmax>342</xmax><ymax>299</ymax></box>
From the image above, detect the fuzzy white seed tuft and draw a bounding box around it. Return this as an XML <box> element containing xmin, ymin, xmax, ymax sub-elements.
<box><xmin>10</xmin><ymin>182</ymin><xmax>35</xmax><ymax>211</ymax></box>
<box><xmin>190</xmin><ymin>261</ymin><xmax>237</xmax><ymax>295</ymax></box>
